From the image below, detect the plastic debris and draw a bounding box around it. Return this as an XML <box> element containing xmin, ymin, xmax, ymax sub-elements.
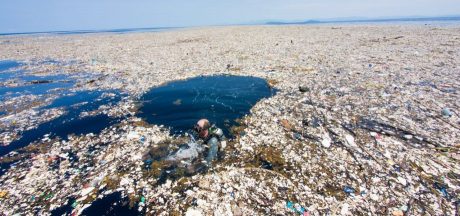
<box><xmin>185</xmin><ymin>208</ymin><xmax>203</xmax><ymax>216</ymax></box>
<box><xmin>293</xmin><ymin>133</ymin><xmax>302</xmax><ymax>140</ymax></box>
<box><xmin>400</xmin><ymin>205</ymin><xmax>408</xmax><ymax>212</ymax></box>
<box><xmin>341</xmin><ymin>203</ymin><xmax>350</xmax><ymax>215</ymax></box>
<box><xmin>280</xmin><ymin>119</ymin><xmax>293</xmax><ymax>130</ymax></box>
<box><xmin>434</xmin><ymin>182</ymin><xmax>450</xmax><ymax>199</ymax></box>
<box><xmin>441</xmin><ymin>108</ymin><xmax>453</xmax><ymax>118</ymax></box>
<box><xmin>321</xmin><ymin>134</ymin><xmax>332</xmax><ymax>148</ymax></box>
<box><xmin>392</xmin><ymin>210</ymin><xmax>404</xmax><ymax>216</ymax></box>
<box><xmin>286</xmin><ymin>201</ymin><xmax>308</xmax><ymax>215</ymax></box>
<box><xmin>343</xmin><ymin>186</ymin><xmax>355</xmax><ymax>195</ymax></box>
<box><xmin>397</xmin><ymin>177</ymin><xmax>407</xmax><ymax>186</ymax></box>
<box><xmin>299</xmin><ymin>86</ymin><xmax>310</xmax><ymax>93</ymax></box>
<box><xmin>44</xmin><ymin>193</ymin><xmax>54</xmax><ymax>200</ymax></box>
<box><xmin>80</xmin><ymin>187</ymin><xmax>95</xmax><ymax>197</ymax></box>
<box><xmin>403</xmin><ymin>134</ymin><xmax>413</xmax><ymax>140</ymax></box>
<box><xmin>0</xmin><ymin>25</ymin><xmax>458</xmax><ymax>216</ymax></box>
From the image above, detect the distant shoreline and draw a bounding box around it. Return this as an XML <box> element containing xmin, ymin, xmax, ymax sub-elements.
<box><xmin>0</xmin><ymin>27</ymin><xmax>180</xmax><ymax>37</ymax></box>
<box><xmin>265</xmin><ymin>16</ymin><xmax>460</xmax><ymax>25</ymax></box>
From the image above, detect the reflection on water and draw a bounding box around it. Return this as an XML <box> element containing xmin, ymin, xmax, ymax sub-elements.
<box><xmin>137</xmin><ymin>75</ymin><xmax>276</xmax><ymax>135</ymax></box>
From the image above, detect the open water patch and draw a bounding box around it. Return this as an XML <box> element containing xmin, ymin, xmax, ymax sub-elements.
<box><xmin>137</xmin><ymin>75</ymin><xmax>276</xmax><ymax>135</ymax></box>
<box><xmin>80</xmin><ymin>192</ymin><xmax>139</xmax><ymax>216</ymax></box>
<box><xmin>0</xmin><ymin>60</ymin><xmax>125</xmax><ymax>157</ymax></box>
<box><xmin>0</xmin><ymin>60</ymin><xmax>22</xmax><ymax>72</ymax></box>
<box><xmin>50</xmin><ymin>192</ymin><xmax>139</xmax><ymax>216</ymax></box>
<box><xmin>0</xmin><ymin>67</ymin><xmax>74</xmax><ymax>100</ymax></box>
<box><xmin>0</xmin><ymin>90</ymin><xmax>122</xmax><ymax>156</ymax></box>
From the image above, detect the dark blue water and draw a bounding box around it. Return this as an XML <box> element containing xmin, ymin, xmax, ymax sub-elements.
<box><xmin>81</xmin><ymin>192</ymin><xmax>139</xmax><ymax>216</ymax></box>
<box><xmin>137</xmin><ymin>75</ymin><xmax>275</xmax><ymax>135</ymax></box>
<box><xmin>0</xmin><ymin>161</ymin><xmax>14</xmax><ymax>176</ymax></box>
<box><xmin>0</xmin><ymin>91</ymin><xmax>122</xmax><ymax>156</ymax></box>
<box><xmin>0</xmin><ymin>73</ymin><xmax>69</xmax><ymax>83</ymax></box>
<box><xmin>0</xmin><ymin>60</ymin><xmax>126</xmax><ymax>157</ymax></box>
<box><xmin>50</xmin><ymin>192</ymin><xmax>139</xmax><ymax>216</ymax></box>
<box><xmin>0</xmin><ymin>60</ymin><xmax>22</xmax><ymax>72</ymax></box>
<box><xmin>0</xmin><ymin>27</ymin><xmax>178</xmax><ymax>36</ymax></box>
<box><xmin>0</xmin><ymin>61</ymin><xmax>74</xmax><ymax>100</ymax></box>
<box><xmin>0</xmin><ymin>82</ymin><xmax>74</xmax><ymax>99</ymax></box>
<box><xmin>50</xmin><ymin>197</ymin><xmax>77</xmax><ymax>216</ymax></box>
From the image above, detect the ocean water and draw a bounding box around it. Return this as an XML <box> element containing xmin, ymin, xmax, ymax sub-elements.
<box><xmin>50</xmin><ymin>192</ymin><xmax>139</xmax><ymax>216</ymax></box>
<box><xmin>0</xmin><ymin>60</ymin><xmax>22</xmax><ymax>72</ymax></box>
<box><xmin>137</xmin><ymin>75</ymin><xmax>276</xmax><ymax>136</ymax></box>
<box><xmin>0</xmin><ymin>61</ymin><xmax>73</xmax><ymax>99</ymax></box>
<box><xmin>2</xmin><ymin>68</ymin><xmax>277</xmax><ymax>214</ymax></box>
<box><xmin>0</xmin><ymin>60</ymin><xmax>124</xmax><ymax>157</ymax></box>
<box><xmin>0</xmin><ymin>82</ymin><xmax>74</xmax><ymax>100</ymax></box>
<box><xmin>0</xmin><ymin>27</ymin><xmax>178</xmax><ymax>36</ymax></box>
<box><xmin>136</xmin><ymin>75</ymin><xmax>276</xmax><ymax>183</ymax></box>
<box><xmin>51</xmin><ymin>75</ymin><xmax>276</xmax><ymax>215</ymax></box>
<box><xmin>0</xmin><ymin>91</ymin><xmax>122</xmax><ymax>156</ymax></box>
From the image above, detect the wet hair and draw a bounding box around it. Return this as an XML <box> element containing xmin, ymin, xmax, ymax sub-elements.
<box><xmin>201</xmin><ymin>120</ymin><xmax>210</xmax><ymax>130</ymax></box>
<box><xmin>195</xmin><ymin>119</ymin><xmax>210</xmax><ymax>132</ymax></box>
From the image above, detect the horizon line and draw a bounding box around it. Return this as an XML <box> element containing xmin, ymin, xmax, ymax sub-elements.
<box><xmin>1</xmin><ymin>14</ymin><xmax>460</xmax><ymax>36</ymax></box>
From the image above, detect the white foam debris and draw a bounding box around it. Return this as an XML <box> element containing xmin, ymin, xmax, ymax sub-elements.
<box><xmin>0</xmin><ymin>25</ymin><xmax>459</xmax><ymax>215</ymax></box>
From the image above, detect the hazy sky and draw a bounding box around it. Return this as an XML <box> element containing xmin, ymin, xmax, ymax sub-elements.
<box><xmin>1</xmin><ymin>0</ymin><xmax>459</xmax><ymax>33</ymax></box>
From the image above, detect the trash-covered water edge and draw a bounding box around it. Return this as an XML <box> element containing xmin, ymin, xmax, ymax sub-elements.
<box><xmin>0</xmin><ymin>24</ymin><xmax>459</xmax><ymax>215</ymax></box>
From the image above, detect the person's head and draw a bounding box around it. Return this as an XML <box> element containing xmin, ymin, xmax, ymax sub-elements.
<box><xmin>195</xmin><ymin>119</ymin><xmax>210</xmax><ymax>138</ymax></box>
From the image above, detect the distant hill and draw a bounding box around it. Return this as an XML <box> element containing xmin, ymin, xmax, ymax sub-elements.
<box><xmin>266</xmin><ymin>20</ymin><xmax>322</xmax><ymax>25</ymax></box>
<box><xmin>265</xmin><ymin>16</ymin><xmax>460</xmax><ymax>25</ymax></box>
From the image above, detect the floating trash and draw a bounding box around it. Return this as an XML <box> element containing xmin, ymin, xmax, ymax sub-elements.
<box><xmin>1</xmin><ymin>25</ymin><xmax>459</xmax><ymax>216</ymax></box>
<box><xmin>343</xmin><ymin>186</ymin><xmax>356</xmax><ymax>195</ymax></box>
<box><xmin>441</xmin><ymin>108</ymin><xmax>453</xmax><ymax>118</ymax></box>
<box><xmin>286</xmin><ymin>201</ymin><xmax>308</xmax><ymax>215</ymax></box>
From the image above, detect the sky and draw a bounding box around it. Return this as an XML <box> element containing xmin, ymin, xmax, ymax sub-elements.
<box><xmin>1</xmin><ymin>0</ymin><xmax>459</xmax><ymax>33</ymax></box>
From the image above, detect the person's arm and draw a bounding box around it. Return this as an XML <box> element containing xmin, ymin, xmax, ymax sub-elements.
<box><xmin>206</xmin><ymin>137</ymin><xmax>219</xmax><ymax>163</ymax></box>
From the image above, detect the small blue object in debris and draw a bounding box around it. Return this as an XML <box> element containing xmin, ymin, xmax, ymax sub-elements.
<box><xmin>295</xmin><ymin>204</ymin><xmax>306</xmax><ymax>214</ymax></box>
<box><xmin>140</xmin><ymin>136</ymin><xmax>146</xmax><ymax>143</ymax></box>
<box><xmin>433</xmin><ymin>182</ymin><xmax>450</xmax><ymax>199</ymax></box>
<box><xmin>439</xmin><ymin>187</ymin><xmax>449</xmax><ymax>197</ymax></box>
<box><xmin>286</xmin><ymin>201</ymin><xmax>306</xmax><ymax>214</ymax></box>
<box><xmin>144</xmin><ymin>159</ymin><xmax>153</xmax><ymax>165</ymax></box>
<box><xmin>441</xmin><ymin>108</ymin><xmax>453</xmax><ymax>118</ymax></box>
<box><xmin>293</xmin><ymin>133</ymin><xmax>302</xmax><ymax>140</ymax></box>
<box><xmin>343</xmin><ymin>186</ymin><xmax>355</xmax><ymax>194</ymax></box>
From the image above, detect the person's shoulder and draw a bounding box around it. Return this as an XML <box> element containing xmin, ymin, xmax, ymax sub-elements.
<box><xmin>213</xmin><ymin>127</ymin><xmax>224</xmax><ymax>137</ymax></box>
<box><xmin>208</xmin><ymin>124</ymin><xmax>224</xmax><ymax>138</ymax></box>
<box><xmin>209</xmin><ymin>124</ymin><xmax>217</xmax><ymax>131</ymax></box>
